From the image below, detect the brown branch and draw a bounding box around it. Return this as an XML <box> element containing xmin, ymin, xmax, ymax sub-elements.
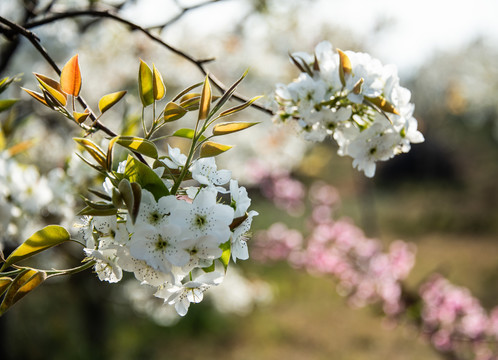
<box><xmin>0</xmin><ymin>15</ymin><xmax>149</xmax><ymax>166</ymax></box>
<box><xmin>24</xmin><ymin>9</ymin><xmax>274</xmax><ymax>116</ymax></box>
<box><xmin>146</xmin><ymin>0</ymin><xmax>227</xmax><ymax>31</ymax></box>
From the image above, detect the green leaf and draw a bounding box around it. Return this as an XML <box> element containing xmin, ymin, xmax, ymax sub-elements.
<box><xmin>124</xmin><ymin>155</ymin><xmax>169</xmax><ymax>201</ymax></box>
<box><xmin>0</xmin><ymin>99</ymin><xmax>18</xmax><ymax>113</ymax></box>
<box><xmin>218</xmin><ymin>96</ymin><xmax>262</xmax><ymax>118</ymax></box>
<box><xmin>172</xmin><ymin>82</ymin><xmax>204</xmax><ymax>102</ymax></box>
<box><xmin>22</xmin><ymin>88</ymin><xmax>50</xmax><ymax>108</ymax></box>
<box><xmin>163</xmin><ymin>102</ymin><xmax>187</xmax><ymax>122</ymax></box>
<box><xmin>83</xmin><ymin>199</ymin><xmax>116</xmax><ymax>211</ymax></box>
<box><xmin>171</xmin><ymin>128</ymin><xmax>206</xmax><ymax>142</ymax></box>
<box><xmin>138</xmin><ymin>59</ymin><xmax>154</xmax><ymax>107</ymax></box>
<box><xmin>289</xmin><ymin>53</ymin><xmax>313</xmax><ymax>77</ymax></box>
<box><xmin>74</xmin><ymin>138</ymin><xmax>108</xmax><ymax>169</ymax></box>
<box><xmin>108</xmin><ymin>136</ymin><xmax>158</xmax><ymax>170</ymax></box>
<box><xmin>73</xmin><ymin>109</ymin><xmax>90</xmax><ymax>124</ymax></box>
<box><xmin>202</xmin><ymin>261</ymin><xmax>215</xmax><ymax>273</ymax></box>
<box><xmin>152</xmin><ymin>64</ymin><xmax>166</xmax><ymax>100</ymax></box>
<box><xmin>1</xmin><ymin>226</ymin><xmax>70</xmax><ymax>271</ymax></box>
<box><xmin>0</xmin><ymin>269</ymin><xmax>47</xmax><ymax>316</ymax></box>
<box><xmin>198</xmin><ymin>75</ymin><xmax>212</xmax><ymax>121</ymax></box>
<box><xmin>77</xmin><ymin>206</ymin><xmax>118</xmax><ymax>216</ymax></box>
<box><xmin>35</xmin><ymin>73</ymin><xmax>67</xmax><ymax>106</ymax></box>
<box><xmin>98</xmin><ymin>90</ymin><xmax>127</xmax><ymax>114</ymax></box>
<box><xmin>0</xmin><ymin>277</ymin><xmax>13</xmax><ymax>297</ymax></box>
<box><xmin>116</xmin><ymin>136</ymin><xmax>158</xmax><ymax>158</ymax></box>
<box><xmin>117</xmin><ymin>179</ymin><xmax>143</xmax><ymax>223</ymax></box>
<box><xmin>212</xmin><ymin>121</ymin><xmax>259</xmax><ymax>136</ymax></box>
<box><xmin>87</xmin><ymin>188</ymin><xmax>112</xmax><ymax>201</ymax></box>
<box><xmin>200</xmin><ymin>141</ymin><xmax>232</xmax><ymax>158</ymax></box>
<box><xmin>219</xmin><ymin>241</ymin><xmax>231</xmax><ymax>271</ymax></box>
<box><xmin>208</xmin><ymin>70</ymin><xmax>248</xmax><ymax>118</ymax></box>
<box><xmin>0</xmin><ymin>76</ymin><xmax>15</xmax><ymax>94</ymax></box>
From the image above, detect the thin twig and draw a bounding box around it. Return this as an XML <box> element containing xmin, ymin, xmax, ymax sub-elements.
<box><xmin>146</xmin><ymin>0</ymin><xmax>227</xmax><ymax>31</ymax></box>
<box><xmin>24</xmin><ymin>9</ymin><xmax>275</xmax><ymax>116</ymax></box>
<box><xmin>0</xmin><ymin>15</ymin><xmax>150</xmax><ymax>166</ymax></box>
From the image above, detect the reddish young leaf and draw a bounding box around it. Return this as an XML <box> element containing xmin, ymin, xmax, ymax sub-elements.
<box><xmin>60</xmin><ymin>54</ymin><xmax>82</xmax><ymax>97</ymax></box>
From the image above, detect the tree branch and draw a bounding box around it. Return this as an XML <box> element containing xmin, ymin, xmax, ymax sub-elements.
<box><xmin>24</xmin><ymin>9</ymin><xmax>274</xmax><ymax>116</ymax></box>
<box><xmin>0</xmin><ymin>15</ymin><xmax>149</xmax><ymax>166</ymax></box>
<box><xmin>146</xmin><ymin>0</ymin><xmax>228</xmax><ymax>31</ymax></box>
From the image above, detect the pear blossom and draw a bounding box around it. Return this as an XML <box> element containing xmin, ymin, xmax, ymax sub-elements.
<box><xmin>80</xmin><ymin>150</ymin><xmax>256</xmax><ymax>316</ymax></box>
<box><xmin>156</xmin><ymin>272</ymin><xmax>224</xmax><ymax>316</ymax></box>
<box><xmin>161</xmin><ymin>144</ymin><xmax>187</xmax><ymax>169</ymax></box>
<box><xmin>231</xmin><ymin>210</ymin><xmax>258</xmax><ymax>262</ymax></box>
<box><xmin>274</xmin><ymin>41</ymin><xmax>424</xmax><ymax>177</ymax></box>
<box><xmin>190</xmin><ymin>157</ymin><xmax>231</xmax><ymax>187</ymax></box>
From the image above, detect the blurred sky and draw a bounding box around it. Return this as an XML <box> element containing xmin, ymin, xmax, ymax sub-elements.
<box><xmin>122</xmin><ymin>0</ymin><xmax>498</xmax><ymax>74</ymax></box>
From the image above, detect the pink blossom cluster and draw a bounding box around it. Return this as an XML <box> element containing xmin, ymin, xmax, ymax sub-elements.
<box><xmin>259</xmin><ymin>170</ymin><xmax>306</xmax><ymax>216</ymax></box>
<box><xmin>419</xmin><ymin>274</ymin><xmax>498</xmax><ymax>359</ymax></box>
<box><xmin>250</xmin><ymin>222</ymin><xmax>304</xmax><ymax>264</ymax></box>
<box><xmin>253</xmin><ymin>180</ymin><xmax>416</xmax><ymax>315</ymax></box>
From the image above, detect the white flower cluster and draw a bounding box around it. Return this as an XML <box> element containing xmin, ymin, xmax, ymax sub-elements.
<box><xmin>274</xmin><ymin>41</ymin><xmax>424</xmax><ymax>177</ymax></box>
<box><xmin>81</xmin><ymin>147</ymin><xmax>257</xmax><ymax>316</ymax></box>
<box><xmin>0</xmin><ymin>151</ymin><xmax>75</xmax><ymax>250</ymax></box>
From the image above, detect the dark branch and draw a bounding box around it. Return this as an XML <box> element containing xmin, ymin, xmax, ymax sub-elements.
<box><xmin>146</xmin><ymin>0</ymin><xmax>228</xmax><ymax>31</ymax></box>
<box><xmin>24</xmin><ymin>9</ymin><xmax>274</xmax><ymax>116</ymax></box>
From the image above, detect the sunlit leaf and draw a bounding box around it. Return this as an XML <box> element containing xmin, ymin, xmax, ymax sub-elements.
<box><xmin>0</xmin><ymin>99</ymin><xmax>18</xmax><ymax>113</ymax></box>
<box><xmin>60</xmin><ymin>54</ymin><xmax>82</xmax><ymax>97</ymax></box>
<box><xmin>172</xmin><ymin>82</ymin><xmax>203</xmax><ymax>102</ymax></box>
<box><xmin>218</xmin><ymin>95</ymin><xmax>263</xmax><ymax>118</ymax></box>
<box><xmin>179</xmin><ymin>94</ymin><xmax>220</xmax><ymax>111</ymax></box>
<box><xmin>0</xmin><ymin>129</ymin><xmax>5</xmax><ymax>151</ymax></box>
<box><xmin>365</xmin><ymin>96</ymin><xmax>400</xmax><ymax>115</ymax></box>
<box><xmin>77</xmin><ymin>206</ymin><xmax>118</xmax><ymax>216</ymax></box>
<box><xmin>42</xmin><ymin>88</ymin><xmax>65</xmax><ymax>109</ymax></box>
<box><xmin>107</xmin><ymin>136</ymin><xmax>158</xmax><ymax>169</ymax></box>
<box><xmin>152</xmin><ymin>64</ymin><xmax>166</xmax><ymax>100</ymax></box>
<box><xmin>199</xmin><ymin>141</ymin><xmax>232</xmax><ymax>158</ymax></box>
<box><xmin>202</xmin><ymin>261</ymin><xmax>215</xmax><ymax>273</ymax></box>
<box><xmin>212</xmin><ymin>122</ymin><xmax>259</xmax><ymax>136</ymax></box>
<box><xmin>289</xmin><ymin>52</ymin><xmax>307</xmax><ymax>74</ymax></box>
<box><xmin>219</xmin><ymin>241</ymin><xmax>231</xmax><ymax>271</ymax></box>
<box><xmin>0</xmin><ymin>76</ymin><xmax>15</xmax><ymax>94</ymax></box>
<box><xmin>75</xmin><ymin>153</ymin><xmax>106</xmax><ymax>174</ymax></box>
<box><xmin>163</xmin><ymin>102</ymin><xmax>187</xmax><ymax>122</ymax></box>
<box><xmin>0</xmin><ymin>226</ymin><xmax>70</xmax><ymax>271</ymax></box>
<box><xmin>73</xmin><ymin>138</ymin><xmax>108</xmax><ymax>169</ymax></box>
<box><xmin>98</xmin><ymin>90</ymin><xmax>127</xmax><ymax>114</ymax></box>
<box><xmin>34</xmin><ymin>74</ymin><xmax>67</xmax><ymax>106</ymax></box>
<box><xmin>337</xmin><ymin>49</ymin><xmax>352</xmax><ymax>87</ymax></box>
<box><xmin>34</xmin><ymin>73</ymin><xmax>64</xmax><ymax>94</ymax></box>
<box><xmin>124</xmin><ymin>155</ymin><xmax>169</xmax><ymax>201</ymax></box>
<box><xmin>0</xmin><ymin>277</ymin><xmax>13</xmax><ymax>297</ymax></box>
<box><xmin>198</xmin><ymin>75</ymin><xmax>212</xmax><ymax>121</ymax></box>
<box><xmin>83</xmin><ymin>199</ymin><xmax>116</xmax><ymax>211</ymax></box>
<box><xmin>171</xmin><ymin>128</ymin><xmax>205</xmax><ymax>141</ymax></box>
<box><xmin>87</xmin><ymin>188</ymin><xmax>112</xmax><ymax>201</ymax></box>
<box><xmin>73</xmin><ymin>109</ymin><xmax>90</xmax><ymax>124</ymax></box>
<box><xmin>208</xmin><ymin>70</ymin><xmax>248</xmax><ymax>118</ymax></box>
<box><xmin>22</xmin><ymin>88</ymin><xmax>50</xmax><ymax>107</ymax></box>
<box><xmin>7</xmin><ymin>140</ymin><xmax>35</xmax><ymax>157</ymax></box>
<box><xmin>313</xmin><ymin>52</ymin><xmax>320</xmax><ymax>72</ymax></box>
<box><xmin>138</xmin><ymin>59</ymin><xmax>154</xmax><ymax>107</ymax></box>
<box><xmin>0</xmin><ymin>269</ymin><xmax>47</xmax><ymax>316</ymax></box>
